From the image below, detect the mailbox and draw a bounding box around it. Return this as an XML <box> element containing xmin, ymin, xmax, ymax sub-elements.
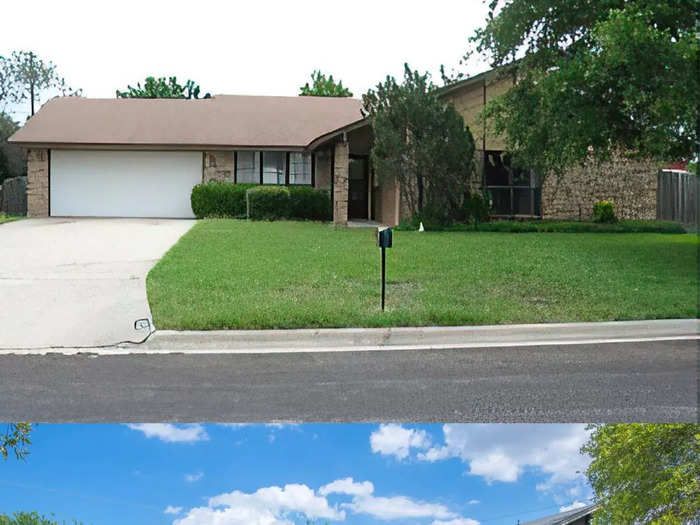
<box><xmin>376</xmin><ymin>227</ymin><xmax>392</xmax><ymax>248</ymax></box>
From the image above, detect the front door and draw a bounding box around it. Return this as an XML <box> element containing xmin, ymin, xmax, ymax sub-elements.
<box><xmin>348</xmin><ymin>157</ymin><xmax>368</xmax><ymax>219</ymax></box>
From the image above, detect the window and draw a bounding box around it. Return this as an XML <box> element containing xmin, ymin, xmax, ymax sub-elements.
<box><xmin>484</xmin><ymin>150</ymin><xmax>541</xmax><ymax>216</ymax></box>
<box><xmin>262</xmin><ymin>151</ymin><xmax>286</xmax><ymax>184</ymax></box>
<box><xmin>236</xmin><ymin>151</ymin><xmax>259</xmax><ymax>183</ymax></box>
<box><xmin>289</xmin><ymin>152</ymin><xmax>312</xmax><ymax>185</ymax></box>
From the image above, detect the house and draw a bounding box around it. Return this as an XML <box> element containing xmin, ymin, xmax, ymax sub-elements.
<box><xmin>440</xmin><ymin>69</ymin><xmax>660</xmax><ymax>220</ymax></box>
<box><xmin>10</xmin><ymin>68</ymin><xmax>663</xmax><ymax>224</ymax></box>
<box><xmin>520</xmin><ymin>503</ymin><xmax>597</xmax><ymax>525</ymax></box>
<box><xmin>8</xmin><ymin>95</ymin><xmax>398</xmax><ymax>225</ymax></box>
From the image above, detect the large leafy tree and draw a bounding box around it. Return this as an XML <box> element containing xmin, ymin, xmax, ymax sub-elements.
<box><xmin>470</xmin><ymin>0</ymin><xmax>698</xmax><ymax>174</ymax></box>
<box><xmin>0</xmin><ymin>51</ymin><xmax>81</xmax><ymax>116</ymax></box>
<box><xmin>0</xmin><ymin>512</ymin><xmax>83</xmax><ymax>525</ymax></box>
<box><xmin>116</xmin><ymin>76</ymin><xmax>210</xmax><ymax>99</ymax></box>
<box><xmin>299</xmin><ymin>70</ymin><xmax>353</xmax><ymax>97</ymax></box>
<box><xmin>582</xmin><ymin>424</ymin><xmax>700</xmax><ymax>524</ymax></box>
<box><xmin>363</xmin><ymin>64</ymin><xmax>476</xmax><ymax>224</ymax></box>
<box><xmin>1</xmin><ymin>423</ymin><xmax>32</xmax><ymax>461</ymax></box>
<box><xmin>0</xmin><ymin>113</ymin><xmax>26</xmax><ymax>183</ymax></box>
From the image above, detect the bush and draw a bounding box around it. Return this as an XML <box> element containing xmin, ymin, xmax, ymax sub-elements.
<box><xmin>191</xmin><ymin>182</ymin><xmax>256</xmax><ymax>218</ymax></box>
<box><xmin>394</xmin><ymin>219</ymin><xmax>686</xmax><ymax>234</ymax></box>
<box><xmin>462</xmin><ymin>191</ymin><xmax>491</xmax><ymax>225</ymax></box>
<box><xmin>246</xmin><ymin>186</ymin><xmax>291</xmax><ymax>220</ymax></box>
<box><xmin>593</xmin><ymin>200</ymin><xmax>617</xmax><ymax>223</ymax></box>
<box><xmin>288</xmin><ymin>186</ymin><xmax>332</xmax><ymax>221</ymax></box>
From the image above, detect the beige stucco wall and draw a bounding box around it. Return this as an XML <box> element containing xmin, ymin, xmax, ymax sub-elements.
<box><xmin>541</xmin><ymin>152</ymin><xmax>659</xmax><ymax>220</ymax></box>
<box><xmin>27</xmin><ymin>148</ymin><xmax>49</xmax><ymax>217</ymax></box>
<box><xmin>442</xmin><ymin>74</ymin><xmax>514</xmax><ymax>151</ymax></box>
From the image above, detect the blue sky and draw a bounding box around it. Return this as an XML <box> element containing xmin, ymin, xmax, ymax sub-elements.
<box><xmin>0</xmin><ymin>424</ymin><xmax>594</xmax><ymax>525</ymax></box>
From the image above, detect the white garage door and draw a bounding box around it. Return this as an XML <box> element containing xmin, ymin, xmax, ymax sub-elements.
<box><xmin>50</xmin><ymin>150</ymin><xmax>202</xmax><ymax>218</ymax></box>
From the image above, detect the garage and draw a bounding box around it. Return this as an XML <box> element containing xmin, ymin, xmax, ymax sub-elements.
<box><xmin>50</xmin><ymin>150</ymin><xmax>202</xmax><ymax>218</ymax></box>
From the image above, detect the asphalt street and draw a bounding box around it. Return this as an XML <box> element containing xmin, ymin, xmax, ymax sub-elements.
<box><xmin>0</xmin><ymin>339</ymin><xmax>696</xmax><ymax>422</ymax></box>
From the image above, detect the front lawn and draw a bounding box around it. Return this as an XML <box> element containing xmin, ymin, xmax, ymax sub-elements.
<box><xmin>147</xmin><ymin>220</ymin><xmax>698</xmax><ymax>330</ymax></box>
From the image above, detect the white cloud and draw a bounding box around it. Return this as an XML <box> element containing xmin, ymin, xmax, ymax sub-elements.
<box><xmin>185</xmin><ymin>472</ymin><xmax>204</xmax><ymax>483</ymax></box>
<box><xmin>431</xmin><ymin>518</ymin><xmax>479</xmax><ymax>525</ymax></box>
<box><xmin>344</xmin><ymin>494</ymin><xmax>456</xmax><ymax>521</ymax></box>
<box><xmin>173</xmin><ymin>478</ymin><xmax>477</xmax><ymax>525</ymax></box>
<box><xmin>174</xmin><ymin>483</ymin><xmax>344</xmax><ymax>525</ymax></box>
<box><xmin>164</xmin><ymin>506</ymin><xmax>183</xmax><ymax>515</ymax></box>
<box><xmin>415</xmin><ymin>424</ymin><xmax>591</xmax><ymax>487</ymax></box>
<box><xmin>126</xmin><ymin>424</ymin><xmax>209</xmax><ymax>443</ymax></box>
<box><xmin>467</xmin><ymin>500</ymin><xmax>480</xmax><ymax>505</ymax></box>
<box><xmin>320</xmin><ymin>478</ymin><xmax>374</xmax><ymax>497</ymax></box>
<box><xmin>370</xmin><ymin>424</ymin><xmax>431</xmax><ymax>460</ymax></box>
<box><xmin>559</xmin><ymin>501</ymin><xmax>588</xmax><ymax>512</ymax></box>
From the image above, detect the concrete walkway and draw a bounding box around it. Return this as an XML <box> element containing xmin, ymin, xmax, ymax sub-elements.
<box><xmin>0</xmin><ymin>218</ymin><xmax>195</xmax><ymax>348</ymax></box>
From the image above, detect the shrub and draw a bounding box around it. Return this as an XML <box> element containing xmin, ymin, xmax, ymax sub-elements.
<box><xmin>462</xmin><ymin>191</ymin><xmax>491</xmax><ymax>226</ymax></box>
<box><xmin>191</xmin><ymin>182</ymin><xmax>256</xmax><ymax>218</ymax></box>
<box><xmin>246</xmin><ymin>186</ymin><xmax>291</xmax><ymax>220</ymax></box>
<box><xmin>288</xmin><ymin>186</ymin><xmax>332</xmax><ymax>221</ymax></box>
<box><xmin>593</xmin><ymin>200</ymin><xmax>617</xmax><ymax>223</ymax></box>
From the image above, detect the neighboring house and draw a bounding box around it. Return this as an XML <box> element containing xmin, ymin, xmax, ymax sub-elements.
<box><xmin>520</xmin><ymin>503</ymin><xmax>597</xmax><ymax>525</ymax></box>
<box><xmin>441</xmin><ymin>69</ymin><xmax>660</xmax><ymax>220</ymax></box>
<box><xmin>8</xmin><ymin>95</ymin><xmax>396</xmax><ymax>225</ymax></box>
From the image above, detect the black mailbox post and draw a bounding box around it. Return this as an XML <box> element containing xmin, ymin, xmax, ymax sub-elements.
<box><xmin>376</xmin><ymin>227</ymin><xmax>393</xmax><ymax>310</ymax></box>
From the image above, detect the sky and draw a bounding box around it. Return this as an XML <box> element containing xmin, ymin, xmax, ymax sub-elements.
<box><xmin>0</xmin><ymin>424</ymin><xmax>595</xmax><ymax>525</ymax></box>
<box><xmin>1</xmin><ymin>0</ymin><xmax>492</xmax><ymax>121</ymax></box>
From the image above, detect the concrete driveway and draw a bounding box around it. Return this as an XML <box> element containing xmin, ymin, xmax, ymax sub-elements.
<box><xmin>0</xmin><ymin>218</ymin><xmax>195</xmax><ymax>348</ymax></box>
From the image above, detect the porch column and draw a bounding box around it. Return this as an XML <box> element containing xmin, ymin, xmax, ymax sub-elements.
<box><xmin>333</xmin><ymin>141</ymin><xmax>349</xmax><ymax>226</ymax></box>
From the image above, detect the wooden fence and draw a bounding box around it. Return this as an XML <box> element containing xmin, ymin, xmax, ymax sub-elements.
<box><xmin>657</xmin><ymin>170</ymin><xmax>698</xmax><ymax>229</ymax></box>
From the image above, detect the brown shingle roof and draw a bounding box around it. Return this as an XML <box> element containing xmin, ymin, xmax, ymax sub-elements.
<box><xmin>9</xmin><ymin>95</ymin><xmax>365</xmax><ymax>149</ymax></box>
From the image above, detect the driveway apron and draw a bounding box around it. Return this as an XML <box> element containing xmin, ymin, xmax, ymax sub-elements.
<box><xmin>0</xmin><ymin>218</ymin><xmax>195</xmax><ymax>348</ymax></box>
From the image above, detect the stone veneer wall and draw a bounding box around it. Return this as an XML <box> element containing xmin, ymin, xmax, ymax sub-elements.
<box><xmin>541</xmin><ymin>152</ymin><xmax>659</xmax><ymax>220</ymax></box>
<box><xmin>333</xmin><ymin>142</ymin><xmax>349</xmax><ymax>226</ymax></box>
<box><xmin>27</xmin><ymin>148</ymin><xmax>49</xmax><ymax>217</ymax></box>
<box><xmin>202</xmin><ymin>151</ymin><xmax>234</xmax><ymax>183</ymax></box>
<box><xmin>314</xmin><ymin>148</ymin><xmax>332</xmax><ymax>190</ymax></box>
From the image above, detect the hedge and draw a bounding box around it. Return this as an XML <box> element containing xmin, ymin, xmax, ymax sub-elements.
<box><xmin>191</xmin><ymin>182</ymin><xmax>256</xmax><ymax>218</ymax></box>
<box><xmin>246</xmin><ymin>185</ymin><xmax>332</xmax><ymax>221</ymax></box>
<box><xmin>396</xmin><ymin>219</ymin><xmax>686</xmax><ymax>234</ymax></box>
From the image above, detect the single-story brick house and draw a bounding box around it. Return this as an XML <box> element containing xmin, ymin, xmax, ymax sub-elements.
<box><xmin>440</xmin><ymin>69</ymin><xmax>660</xmax><ymax>220</ymax></box>
<box><xmin>9</xmin><ymin>95</ymin><xmax>397</xmax><ymax>225</ymax></box>
<box><xmin>9</xmin><ymin>70</ymin><xmax>661</xmax><ymax>224</ymax></box>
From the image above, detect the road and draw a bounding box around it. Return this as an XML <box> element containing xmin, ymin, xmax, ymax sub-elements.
<box><xmin>1</xmin><ymin>339</ymin><xmax>696</xmax><ymax>422</ymax></box>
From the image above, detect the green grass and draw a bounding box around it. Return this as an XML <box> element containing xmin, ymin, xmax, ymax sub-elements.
<box><xmin>0</xmin><ymin>214</ymin><xmax>22</xmax><ymax>225</ymax></box>
<box><xmin>147</xmin><ymin>219</ymin><xmax>699</xmax><ymax>330</ymax></box>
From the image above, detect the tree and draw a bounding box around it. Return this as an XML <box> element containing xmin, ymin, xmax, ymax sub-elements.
<box><xmin>469</xmin><ymin>1</ymin><xmax>698</xmax><ymax>174</ymax></box>
<box><xmin>0</xmin><ymin>51</ymin><xmax>82</xmax><ymax>116</ymax></box>
<box><xmin>582</xmin><ymin>424</ymin><xmax>700</xmax><ymax>524</ymax></box>
<box><xmin>116</xmin><ymin>76</ymin><xmax>210</xmax><ymax>99</ymax></box>
<box><xmin>0</xmin><ymin>113</ymin><xmax>26</xmax><ymax>183</ymax></box>
<box><xmin>299</xmin><ymin>70</ymin><xmax>353</xmax><ymax>97</ymax></box>
<box><xmin>0</xmin><ymin>512</ymin><xmax>83</xmax><ymax>525</ymax></box>
<box><xmin>363</xmin><ymin>64</ymin><xmax>476</xmax><ymax>225</ymax></box>
<box><xmin>1</xmin><ymin>423</ymin><xmax>32</xmax><ymax>461</ymax></box>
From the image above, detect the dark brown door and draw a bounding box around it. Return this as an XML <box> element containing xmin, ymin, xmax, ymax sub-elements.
<box><xmin>348</xmin><ymin>157</ymin><xmax>368</xmax><ymax>219</ymax></box>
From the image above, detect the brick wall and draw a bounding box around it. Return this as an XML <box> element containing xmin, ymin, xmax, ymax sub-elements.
<box><xmin>541</xmin><ymin>152</ymin><xmax>659</xmax><ymax>220</ymax></box>
<box><xmin>27</xmin><ymin>148</ymin><xmax>49</xmax><ymax>217</ymax></box>
<box><xmin>202</xmin><ymin>151</ymin><xmax>234</xmax><ymax>183</ymax></box>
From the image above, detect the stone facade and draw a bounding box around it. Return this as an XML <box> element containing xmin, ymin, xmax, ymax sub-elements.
<box><xmin>202</xmin><ymin>151</ymin><xmax>234</xmax><ymax>183</ymax></box>
<box><xmin>333</xmin><ymin>142</ymin><xmax>349</xmax><ymax>226</ymax></box>
<box><xmin>541</xmin><ymin>152</ymin><xmax>659</xmax><ymax>220</ymax></box>
<box><xmin>27</xmin><ymin>148</ymin><xmax>49</xmax><ymax>217</ymax></box>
